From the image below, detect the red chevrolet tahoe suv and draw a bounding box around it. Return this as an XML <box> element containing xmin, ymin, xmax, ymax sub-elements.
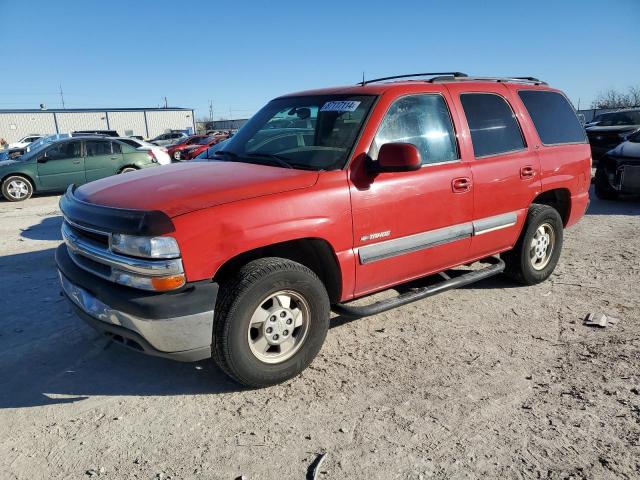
<box><xmin>56</xmin><ymin>72</ymin><xmax>591</xmax><ymax>387</ymax></box>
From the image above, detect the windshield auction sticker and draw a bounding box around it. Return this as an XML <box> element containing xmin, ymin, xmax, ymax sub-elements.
<box><xmin>320</xmin><ymin>101</ymin><xmax>361</xmax><ymax>112</ymax></box>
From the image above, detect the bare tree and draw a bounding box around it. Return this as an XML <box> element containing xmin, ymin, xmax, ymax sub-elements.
<box><xmin>591</xmin><ymin>86</ymin><xmax>640</xmax><ymax>109</ymax></box>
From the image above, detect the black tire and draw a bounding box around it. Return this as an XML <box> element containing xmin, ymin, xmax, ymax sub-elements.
<box><xmin>503</xmin><ymin>204</ymin><xmax>563</xmax><ymax>285</ymax></box>
<box><xmin>1</xmin><ymin>175</ymin><xmax>33</xmax><ymax>202</ymax></box>
<box><xmin>594</xmin><ymin>166</ymin><xmax>619</xmax><ymax>200</ymax></box>
<box><xmin>212</xmin><ymin>257</ymin><xmax>330</xmax><ymax>388</ymax></box>
<box><xmin>119</xmin><ymin>166</ymin><xmax>137</xmax><ymax>174</ymax></box>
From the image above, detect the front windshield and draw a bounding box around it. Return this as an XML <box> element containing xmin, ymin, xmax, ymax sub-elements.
<box><xmin>26</xmin><ymin>133</ymin><xmax>71</xmax><ymax>155</ymax></box>
<box><xmin>206</xmin><ymin>95</ymin><xmax>376</xmax><ymax>170</ymax></box>
<box><xmin>628</xmin><ymin>130</ymin><xmax>640</xmax><ymax>143</ymax></box>
<box><xmin>595</xmin><ymin>111</ymin><xmax>640</xmax><ymax>127</ymax></box>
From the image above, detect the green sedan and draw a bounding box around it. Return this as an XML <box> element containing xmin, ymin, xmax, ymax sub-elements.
<box><xmin>0</xmin><ymin>136</ymin><xmax>159</xmax><ymax>201</ymax></box>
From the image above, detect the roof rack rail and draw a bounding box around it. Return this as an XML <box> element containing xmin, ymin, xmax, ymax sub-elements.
<box><xmin>430</xmin><ymin>76</ymin><xmax>547</xmax><ymax>85</ymax></box>
<box><xmin>359</xmin><ymin>72</ymin><xmax>468</xmax><ymax>86</ymax></box>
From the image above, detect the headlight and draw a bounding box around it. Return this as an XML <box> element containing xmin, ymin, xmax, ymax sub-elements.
<box><xmin>110</xmin><ymin>234</ymin><xmax>180</xmax><ymax>259</ymax></box>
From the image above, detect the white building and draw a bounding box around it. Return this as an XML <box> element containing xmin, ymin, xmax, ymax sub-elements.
<box><xmin>0</xmin><ymin>107</ymin><xmax>196</xmax><ymax>143</ymax></box>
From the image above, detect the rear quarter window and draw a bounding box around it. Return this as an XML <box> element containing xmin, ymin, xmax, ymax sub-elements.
<box><xmin>518</xmin><ymin>90</ymin><xmax>586</xmax><ymax>145</ymax></box>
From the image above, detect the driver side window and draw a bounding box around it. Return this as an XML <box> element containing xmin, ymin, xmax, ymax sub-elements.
<box><xmin>371</xmin><ymin>94</ymin><xmax>459</xmax><ymax>165</ymax></box>
<box><xmin>45</xmin><ymin>141</ymin><xmax>82</xmax><ymax>160</ymax></box>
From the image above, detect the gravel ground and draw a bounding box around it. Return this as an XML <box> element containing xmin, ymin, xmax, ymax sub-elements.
<box><xmin>0</xmin><ymin>190</ymin><xmax>639</xmax><ymax>480</ymax></box>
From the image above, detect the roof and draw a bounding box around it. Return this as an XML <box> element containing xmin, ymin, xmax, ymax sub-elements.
<box><xmin>278</xmin><ymin>74</ymin><xmax>553</xmax><ymax>98</ymax></box>
<box><xmin>0</xmin><ymin>107</ymin><xmax>193</xmax><ymax>114</ymax></box>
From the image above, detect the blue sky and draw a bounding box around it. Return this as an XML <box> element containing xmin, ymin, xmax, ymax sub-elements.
<box><xmin>0</xmin><ymin>0</ymin><xmax>638</xmax><ymax>119</ymax></box>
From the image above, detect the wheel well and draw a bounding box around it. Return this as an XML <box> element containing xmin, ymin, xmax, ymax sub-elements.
<box><xmin>213</xmin><ymin>238</ymin><xmax>342</xmax><ymax>303</ymax></box>
<box><xmin>1</xmin><ymin>173</ymin><xmax>35</xmax><ymax>191</ymax></box>
<box><xmin>532</xmin><ymin>189</ymin><xmax>570</xmax><ymax>226</ymax></box>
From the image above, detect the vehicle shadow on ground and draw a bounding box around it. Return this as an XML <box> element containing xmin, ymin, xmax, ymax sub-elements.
<box><xmin>586</xmin><ymin>194</ymin><xmax>640</xmax><ymax>216</ymax></box>
<box><xmin>0</xmin><ymin>248</ymin><xmax>242</xmax><ymax>410</ymax></box>
<box><xmin>20</xmin><ymin>215</ymin><xmax>63</xmax><ymax>241</ymax></box>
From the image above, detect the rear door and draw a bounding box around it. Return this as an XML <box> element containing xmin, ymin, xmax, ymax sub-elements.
<box><xmin>446</xmin><ymin>83</ymin><xmax>541</xmax><ymax>259</ymax></box>
<box><xmin>85</xmin><ymin>140</ymin><xmax>123</xmax><ymax>182</ymax></box>
<box><xmin>349</xmin><ymin>91</ymin><xmax>474</xmax><ymax>297</ymax></box>
<box><xmin>36</xmin><ymin>140</ymin><xmax>85</xmax><ymax>190</ymax></box>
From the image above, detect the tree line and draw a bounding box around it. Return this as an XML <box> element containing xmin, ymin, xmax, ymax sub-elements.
<box><xmin>591</xmin><ymin>86</ymin><xmax>640</xmax><ymax>109</ymax></box>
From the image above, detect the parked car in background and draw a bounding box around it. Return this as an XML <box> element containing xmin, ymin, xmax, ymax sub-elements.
<box><xmin>166</xmin><ymin>134</ymin><xmax>209</xmax><ymax>161</ymax></box>
<box><xmin>148</xmin><ymin>131</ymin><xmax>188</xmax><ymax>146</ymax></box>
<box><xmin>194</xmin><ymin>138</ymin><xmax>230</xmax><ymax>160</ymax></box>
<box><xmin>585</xmin><ymin>108</ymin><xmax>640</xmax><ymax>163</ymax></box>
<box><xmin>116</xmin><ymin>137</ymin><xmax>171</xmax><ymax>165</ymax></box>
<box><xmin>8</xmin><ymin>134</ymin><xmax>44</xmax><ymax>149</ymax></box>
<box><xmin>176</xmin><ymin>135</ymin><xmax>227</xmax><ymax>160</ymax></box>
<box><xmin>56</xmin><ymin>74</ymin><xmax>590</xmax><ymax>387</ymax></box>
<box><xmin>73</xmin><ymin>130</ymin><xmax>120</xmax><ymax>137</ymax></box>
<box><xmin>0</xmin><ymin>136</ymin><xmax>158</xmax><ymax>201</ymax></box>
<box><xmin>594</xmin><ymin>129</ymin><xmax>640</xmax><ymax>200</ymax></box>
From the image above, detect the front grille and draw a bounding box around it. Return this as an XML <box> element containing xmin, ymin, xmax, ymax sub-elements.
<box><xmin>67</xmin><ymin>222</ymin><xmax>109</xmax><ymax>247</ymax></box>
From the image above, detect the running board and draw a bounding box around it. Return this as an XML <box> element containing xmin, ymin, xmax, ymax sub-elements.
<box><xmin>331</xmin><ymin>257</ymin><xmax>505</xmax><ymax>319</ymax></box>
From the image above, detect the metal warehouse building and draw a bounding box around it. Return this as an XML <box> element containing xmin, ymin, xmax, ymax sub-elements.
<box><xmin>0</xmin><ymin>107</ymin><xmax>195</xmax><ymax>143</ymax></box>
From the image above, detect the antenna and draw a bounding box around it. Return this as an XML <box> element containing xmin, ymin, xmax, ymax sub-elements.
<box><xmin>59</xmin><ymin>84</ymin><xmax>65</xmax><ymax>109</ymax></box>
<box><xmin>361</xmin><ymin>71</ymin><xmax>365</xmax><ymax>86</ymax></box>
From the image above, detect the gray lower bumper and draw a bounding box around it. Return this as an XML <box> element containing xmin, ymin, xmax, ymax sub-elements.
<box><xmin>60</xmin><ymin>272</ymin><xmax>214</xmax><ymax>362</ymax></box>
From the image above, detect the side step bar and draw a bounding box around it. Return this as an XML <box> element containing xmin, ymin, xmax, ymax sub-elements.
<box><xmin>331</xmin><ymin>257</ymin><xmax>505</xmax><ymax>319</ymax></box>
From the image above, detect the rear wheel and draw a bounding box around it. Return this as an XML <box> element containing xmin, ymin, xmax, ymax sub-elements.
<box><xmin>119</xmin><ymin>167</ymin><xmax>137</xmax><ymax>174</ymax></box>
<box><xmin>2</xmin><ymin>175</ymin><xmax>33</xmax><ymax>201</ymax></box>
<box><xmin>212</xmin><ymin>257</ymin><xmax>330</xmax><ymax>387</ymax></box>
<box><xmin>503</xmin><ymin>204</ymin><xmax>563</xmax><ymax>285</ymax></box>
<box><xmin>594</xmin><ymin>166</ymin><xmax>619</xmax><ymax>200</ymax></box>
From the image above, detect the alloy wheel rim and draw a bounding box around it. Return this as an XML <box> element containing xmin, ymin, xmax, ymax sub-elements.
<box><xmin>247</xmin><ymin>290</ymin><xmax>310</xmax><ymax>364</ymax></box>
<box><xmin>529</xmin><ymin>222</ymin><xmax>555</xmax><ymax>271</ymax></box>
<box><xmin>7</xmin><ymin>180</ymin><xmax>29</xmax><ymax>199</ymax></box>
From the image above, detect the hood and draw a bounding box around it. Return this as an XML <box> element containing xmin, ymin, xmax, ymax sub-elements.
<box><xmin>586</xmin><ymin>125</ymin><xmax>639</xmax><ymax>133</ymax></box>
<box><xmin>608</xmin><ymin>140</ymin><xmax>640</xmax><ymax>159</ymax></box>
<box><xmin>75</xmin><ymin>161</ymin><xmax>319</xmax><ymax>217</ymax></box>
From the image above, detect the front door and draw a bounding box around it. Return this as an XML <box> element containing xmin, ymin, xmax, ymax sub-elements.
<box><xmin>84</xmin><ymin>139</ymin><xmax>122</xmax><ymax>182</ymax></box>
<box><xmin>36</xmin><ymin>140</ymin><xmax>85</xmax><ymax>190</ymax></box>
<box><xmin>349</xmin><ymin>92</ymin><xmax>474</xmax><ymax>297</ymax></box>
<box><xmin>445</xmin><ymin>84</ymin><xmax>542</xmax><ymax>258</ymax></box>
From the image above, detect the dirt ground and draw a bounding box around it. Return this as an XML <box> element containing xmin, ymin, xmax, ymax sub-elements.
<box><xmin>0</xmin><ymin>190</ymin><xmax>638</xmax><ymax>480</ymax></box>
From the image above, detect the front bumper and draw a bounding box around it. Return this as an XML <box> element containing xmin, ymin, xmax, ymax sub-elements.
<box><xmin>56</xmin><ymin>244</ymin><xmax>217</xmax><ymax>362</ymax></box>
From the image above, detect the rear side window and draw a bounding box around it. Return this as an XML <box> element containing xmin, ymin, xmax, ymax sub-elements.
<box><xmin>460</xmin><ymin>93</ymin><xmax>525</xmax><ymax>157</ymax></box>
<box><xmin>85</xmin><ymin>141</ymin><xmax>112</xmax><ymax>156</ymax></box>
<box><xmin>372</xmin><ymin>94</ymin><xmax>458</xmax><ymax>165</ymax></box>
<box><xmin>518</xmin><ymin>91</ymin><xmax>586</xmax><ymax>145</ymax></box>
<box><xmin>111</xmin><ymin>142</ymin><xmax>122</xmax><ymax>154</ymax></box>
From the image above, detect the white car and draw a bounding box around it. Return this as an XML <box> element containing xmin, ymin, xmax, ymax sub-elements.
<box><xmin>148</xmin><ymin>131</ymin><xmax>188</xmax><ymax>147</ymax></box>
<box><xmin>8</xmin><ymin>134</ymin><xmax>44</xmax><ymax>149</ymax></box>
<box><xmin>117</xmin><ymin>137</ymin><xmax>171</xmax><ymax>165</ymax></box>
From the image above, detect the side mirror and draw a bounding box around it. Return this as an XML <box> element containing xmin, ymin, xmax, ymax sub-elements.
<box><xmin>374</xmin><ymin>143</ymin><xmax>421</xmax><ymax>173</ymax></box>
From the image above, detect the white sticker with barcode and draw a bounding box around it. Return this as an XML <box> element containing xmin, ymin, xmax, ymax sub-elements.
<box><xmin>320</xmin><ymin>101</ymin><xmax>361</xmax><ymax>112</ymax></box>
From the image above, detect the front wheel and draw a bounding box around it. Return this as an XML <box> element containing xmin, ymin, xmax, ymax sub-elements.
<box><xmin>503</xmin><ymin>204</ymin><xmax>563</xmax><ymax>285</ymax></box>
<box><xmin>2</xmin><ymin>175</ymin><xmax>33</xmax><ymax>201</ymax></box>
<box><xmin>212</xmin><ymin>258</ymin><xmax>330</xmax><ymax>387</ymax></box>
<box><xmin>594</xmin><ymin>166</ymin><xmax>619</xmax><ymax>200</ymax></box>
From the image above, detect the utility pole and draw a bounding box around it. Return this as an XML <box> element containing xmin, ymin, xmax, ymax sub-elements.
<box><xmin>163</xmin><ymin>96</ymin><xmax>168</xmax><ymax>108</ymax></box>
<box><xmin>59</xmin><ymin>84</ymin><xmax>65</xmax><ymax>109</ymax></box>
<box><xmin>209</xmin><ymin>100</ymin><xmax>214</xmax><ymax>122</ymax></box>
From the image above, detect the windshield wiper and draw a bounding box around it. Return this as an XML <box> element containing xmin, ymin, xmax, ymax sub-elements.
<box><xmin>212</xmin><ymin>150</ymin><xmax>240</xmax><ymax>160</ymax></box>
<box><xmin>245</xmin><ymin>152</ymin><xmax>294</xmax><ymax>169</ymax></box>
